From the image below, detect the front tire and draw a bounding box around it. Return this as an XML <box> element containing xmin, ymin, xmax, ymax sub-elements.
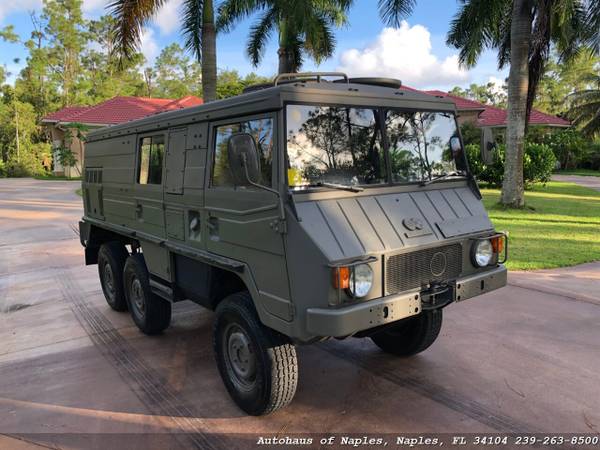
<box><xmin>213</xmin><ymin>292</ymin><xmax>298</xmax><ymax>415</ymax></box>
<box><xmin>123</xmin><ymin>253</ymin><xmax>171</xmax><ymax>335</ymax></box>
<box><xmin>370</xmin><ymin>309</ymin><xmax>443</xmax><ymax>356</ymax></box>
<box><xmin>97</xmin><ymin>242</ymin><xmax>129</xmax><ymax>312</ymax></box>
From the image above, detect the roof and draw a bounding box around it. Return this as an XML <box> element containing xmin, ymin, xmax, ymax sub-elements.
<box><xmin>424</xmin><ymin>90</ymin><xmax>487</xmax><ymax>111</ymax></box>
<box><xmin>42</xmin><ymin>95</ymin><xmax>203</xmax><ymax>126</ymax></box>
<box><xmin>87</xmin><ymin>80</ymin><xmax>457</xmax><ymax>142</ymax></box>
<box><xmin>478</xmin><ymin>104</ymin><xmax>571</xmax><ymax>128</ymax></box>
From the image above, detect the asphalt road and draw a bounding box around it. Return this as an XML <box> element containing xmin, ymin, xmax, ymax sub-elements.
<box><xmin>1</xmin><ymin>178</ymin><xmax>599</xmax><ymax>450</ymax></box>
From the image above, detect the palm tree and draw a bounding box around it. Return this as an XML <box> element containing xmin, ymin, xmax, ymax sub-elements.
<box><xmin>569</xmin><ymin>74</ymin><xmax>600</xmax><ymax>138</ymax></box>
<box><xmin>216</xmin><ymin>0</ymin><xmax>417</xmax><ymax>74</ymax></box>
<box><xmin>217</xmin><ymin>0</ymin><xmax>352</xmax><ymax>74</ymax></box>
<box><xmin>447</xmin><ymin>0</ymin><xmax>597</xmax><ymax>207</ymax></box>
<box><xmin>108</xmin><ymin>0</ymin><xmax>218</xmax><ymax>102</ymax></box>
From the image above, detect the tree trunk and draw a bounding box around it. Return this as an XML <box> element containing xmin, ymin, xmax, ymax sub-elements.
<box><xmin>201</xmin><ymin>0</ymin><xmax>217</xmax><ymax>102</ymax></box>
<box><xmin>277</xmin><ymin>18</ymin><xmax>298</xmax><ymax>74</ymax></box>
<box><xmin>278</xmin><ymin>47</ymin><xmax>297</xmax><ymax>74</ymax></box>
<box><xmin>501</xmin><ymin>0</ymin><xmax>532</xmax><ymax>208</ymax></box>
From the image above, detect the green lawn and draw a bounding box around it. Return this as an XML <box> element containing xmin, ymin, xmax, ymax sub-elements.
<box><xmin>481</xmin><ymin>181</ymin><xmax>600</xmax><ymax>270</ymax></box>
<box><xmin>555</xmin><ymin>169</ymin><xmax>600</xmax><ymax>177</ymax></box>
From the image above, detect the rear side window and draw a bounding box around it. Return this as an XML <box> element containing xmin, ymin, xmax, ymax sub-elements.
<box><xmin>138</xmin><ymin>135</ymin><xmax>165</xmax><ymax>185</ymax></box>
<box><xmin>212</xmin><ymin>117</ymin><xmax>274</xmax><ymax>187</ymax></box>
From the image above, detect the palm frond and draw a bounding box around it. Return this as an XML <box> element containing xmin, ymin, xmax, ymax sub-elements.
<box><xmin>303</xmin><ymin>14</ymin><xmax>336</xmax><ymax>63</ymax></box>
<box><xmin>216</xmin><ymin>0</ymin><xmax>266</xmax><ymax>32</ymax></box>
<box><xmin>446</xmin><ymin>0</ymin><xmax>508</xmax><ymax>67</ymax></box>
<box><xmin>182</xmin><ymin>0</ymin><xmax>204</xmax><ymax>62</ymax></box>
<box><xmin>377</xmin><ymin>0</ymin><xmax>415</xmax><ymax>27</ymax></box>
<box><xmin>108</xmin><ymin>0</ymin><xmax>165</xmax><ymax>60</ymax></box>
<box><xmin>585</xmin><ymin>0</ymin><xmax>600</xmax><ymax>52</ymax></box>
<box><xmin>246</xmin><ymin>9</ymin><xmax>276</xmax><ymax>66</ymax></box>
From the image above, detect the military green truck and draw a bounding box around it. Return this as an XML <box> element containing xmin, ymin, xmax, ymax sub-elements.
<box><xmin>79</xmin><ymin>73</ymin><xmax>507</xmax><ymax>415</ymax></box>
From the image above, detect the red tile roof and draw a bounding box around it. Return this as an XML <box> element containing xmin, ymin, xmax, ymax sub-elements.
<box><xmin>42</xmin><ymin>95</ymin><xmax>203</xmax><ymax>126</ymax></box>
<box><xmin>478</xmin><ymin>104</ymin><xmax>571</xmax><ymax>127</ymax></box>
<box><xmin>403</xmin><ymin>85</ymin><xmax>570</xmax><ymax>128</ymax></box>
<box><xmin>424</xmin><ymin>90</ymin><xmax>487</xmax><ymax>111</ymax></box>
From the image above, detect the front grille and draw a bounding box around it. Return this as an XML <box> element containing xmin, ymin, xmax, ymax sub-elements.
<box><xmin>385</xmin><ymin>243</ymin><xmax>463</xmax><ymax>294</ymax></box>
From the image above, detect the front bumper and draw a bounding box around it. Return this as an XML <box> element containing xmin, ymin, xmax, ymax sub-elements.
<box><xmin>305</xmin><ymin>265</ymin><xmax>507</xmax><ymax>337</ymax></box>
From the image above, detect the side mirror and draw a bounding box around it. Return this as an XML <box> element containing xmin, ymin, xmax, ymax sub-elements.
<box><xmin>227</xmin><ymin>133</ymin><xmax>261</xmax><ymax>186</ymax></box>
<box><xmin>450</xmin><ymin>136</ymin><xmax>462</xmax><ymax>156</ymax></box>
<box><xmin>480</xmin><ymin>127</ymin><xmax>496</xmax><ymax>165</ymax></box>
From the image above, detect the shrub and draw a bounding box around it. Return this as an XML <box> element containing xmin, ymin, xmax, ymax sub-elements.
<box><xmin>580</xmin><ymin>142</ymin><xmax>600</xmax><ymax>170</ymax></box>
<box><xmin>543</xmin><ymin>129</ymin><xmax>586</xmax><ymax>169</ymax></box>
<box><xmin>523</xmin><ymin>142</ymin><xmax>556</xmax><ymax>184</ymax></box>
<box><xmin>466</xmin><ymin>141</ymin><xmax>556</xmax><ymax>188</ymax></box>
<box><xmin>0</xmin><ymin>160</ymin><xmax>6</xmax><ymax>177</ymax></box>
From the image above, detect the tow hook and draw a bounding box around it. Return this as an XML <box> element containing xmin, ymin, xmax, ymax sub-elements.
<box><xmin>420</xmin><ymin>283</ymin><xmax>453</xmax><ymax>310</ymax></box>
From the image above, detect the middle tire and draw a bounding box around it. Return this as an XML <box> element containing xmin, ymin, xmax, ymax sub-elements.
<box><xmin>123</xmin><ymin>253</ymin><xmax>172</xmax><ymax>335</ymax></box>
<box><xmin>213</xmin><ymin>291</ymin><xmax>298</xmax><ymax>415</ymax></box>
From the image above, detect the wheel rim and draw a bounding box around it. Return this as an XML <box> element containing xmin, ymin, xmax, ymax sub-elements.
<box><xmin>130</xmin><ymin>276</ymin><xmax>145</xmax><ymax>317</ymax></box>
<box><xmin>103</xmin><ymin>262</ymin><xmax>116</xmax><ymax>302</ymax></box>
<box><xmin>223</xmin><ymin>323</ymin><xmax>257</xmax><ymax>391</ymax></box>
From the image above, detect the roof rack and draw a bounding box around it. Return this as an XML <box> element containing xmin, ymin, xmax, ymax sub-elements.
<box><xmin>340</xmin><ymin>77</ymin><xmax>402</xmax><ymax>89</ymax></box>
<box><xmin>273</xmin><ymin>72</ymin><xmax>349</xmax><ymax>85</ymax></box>
<box><xmin>241</xmin><ymin>73</ymin><xmax>402</xmax><ymax>94</ymax></box>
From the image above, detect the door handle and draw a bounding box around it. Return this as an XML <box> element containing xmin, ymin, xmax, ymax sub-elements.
<box><xmin>135</xmin><ymin>203</ymin><xmax>143</xmax><ymax>218</ymax></box>
<box><xmin>208</xmin><ymin>216</ymin><xmax>219</xmax><ymax>240</ymax></box>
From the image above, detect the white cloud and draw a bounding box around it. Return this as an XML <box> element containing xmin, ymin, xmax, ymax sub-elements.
<box><xmin>0</xmin><ymin>0</ymin><xmax>42</xmax><ymax>22</ymax></box>
<box><xmin>337</xmin><ymin>22</ymin><xmax>470</xmax><ymax>89</ymax></box>
<box><xmin>153</xmin><ymin>0</ymin><xmax>183</xmax><ymax>35</ymax></box>
<box><xmin>487</xmin><ymin>76</ymin><xmax>506</xmax><ymax>93</ymax></box>
<box><xmin>140</xmin><ymin>27</ymin><xmax>159</xmax><ymax>65</ymax></box>
<box><xmin>82</xmin><ymin>0</ymin><xmax>110</xmax><ymax>13</ymax></box>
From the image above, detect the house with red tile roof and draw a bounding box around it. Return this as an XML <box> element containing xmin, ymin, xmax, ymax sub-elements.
<box><xmin>404</xmin><ymin>88</ymin><xmax>570</xmax><ymax>130</ymax></box>
<box><xmin>41</xmin><ymin>95</ymin><xmax>203</xmax><ymax>176</ymax></box>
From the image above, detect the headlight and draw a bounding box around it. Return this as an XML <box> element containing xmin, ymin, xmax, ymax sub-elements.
<box><xmin>348</xmin><ymin>264</ymin><xmax>373</xmax><ymax>298</ymax></box>
<box><xmin>473</xmin><ymin>239</ymin><xmax>493</xmax><ymax>267</ymax></box>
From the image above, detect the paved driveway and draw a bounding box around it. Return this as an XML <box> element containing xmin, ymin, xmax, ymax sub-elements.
<box><xmin>1</xmin><ymin>178</ymin><xmax>599</xmax><ymax>449</ymax></box>
<box><xmin>553</xmin><ymin>174</ymin><xmax>600</xmax><ymax>191</ymax></box>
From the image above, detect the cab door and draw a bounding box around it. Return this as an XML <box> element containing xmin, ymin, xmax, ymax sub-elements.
<box><xmin>133</xmin><ymin>133</ymin><xmax>166</xmax><ymax>238</ymax></box>
<box><xmin>204</xmin><ymin>113</ymin><xmax>293</xmax><ymax>321</ymax></box>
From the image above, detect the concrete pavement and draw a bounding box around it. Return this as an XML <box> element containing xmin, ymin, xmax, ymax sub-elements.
<box><xmin>553</xmin><ymin>174</ymin><xmax>600</xmax><ymax>191</ymax></box>
<box><xmin>1</xmin><ymin>178</ymin><xmax>599</xmax><ymax>449</ymax></box>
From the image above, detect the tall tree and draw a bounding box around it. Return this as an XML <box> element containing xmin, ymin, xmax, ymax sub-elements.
<box><xmin>217</xmin><ymin>0</ymin><xmax>352</xmax><ymax>74</ymax></box>
<box><xmin>151</xmin><ymin>43</ymin><xmax>202</xmax><ymax>98</ymax></box>
<box><xmin>535</xmin><ymin>51</ymin><xmax>600</xmax><ymax>116</ymax></box>
<box><xmin>43</xmin><ymin>0</ymin><xmax>88</xmax><ymax>107</ymax></box>
<box><xmin>447</xmin><ymin>0</ymin><xmax>597</xmax><ymax>207</ymax></box>
<box><xmin>108</xmin><ymin>0</ymin><xmax>218</xmax><ymax>102</ymax></box>
<box><xmin>450</xmin><ymin>81</ymin><xmax>507</xmax><ymax>107</ymax></box>
<box><xmin>217</xmin><ymin>0</ymin><xmax>417</xmax><ymax>74</ymax></box>
<box><xmin>569</xmin><ymin>73</ymin><xmax>600</xmax><ymax>138</ymax></box>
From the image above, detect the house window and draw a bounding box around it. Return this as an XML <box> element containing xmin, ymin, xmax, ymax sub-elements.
<box><xmin>138</xmin><ymin>135</ymin><xmax>165</xmax><ymax>185</ymax></box>
<box><xmin>212</xmin><ymin>117</ymin><xmax>274</xmax><ymax>187</ymax></box>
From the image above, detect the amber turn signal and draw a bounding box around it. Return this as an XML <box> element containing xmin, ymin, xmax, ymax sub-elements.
<box><xmin>491</xmin><ymin>235</ymin><xmax>505</xmax><ymax>253</ymax></box>
<box><xmin>332</xmin><ymin>267</ymin><xmax>350</xmax><ymax>289</ymax></box>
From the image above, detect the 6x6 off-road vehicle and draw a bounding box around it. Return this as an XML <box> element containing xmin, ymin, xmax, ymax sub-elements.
<box><xmin>79</xmin><ymin>73</ymin><xmax>507</xmax><ymax>415</ymax></box>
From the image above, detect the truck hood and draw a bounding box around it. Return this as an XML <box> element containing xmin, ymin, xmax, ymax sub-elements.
<box><xmin>294</xmin><ymin>186</ymin><xmax>493</xmax><ymax>262</ymax></box>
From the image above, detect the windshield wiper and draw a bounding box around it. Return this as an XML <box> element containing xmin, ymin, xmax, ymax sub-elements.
<box><xmin>316</xmin><ymin>182</ymin><xmax>364</xmax><ymax>193</ymax></box>
<box><xmin>420</xmin><ymin>172</ymin><xmax>466</xmax><ymax>186</ymax></box>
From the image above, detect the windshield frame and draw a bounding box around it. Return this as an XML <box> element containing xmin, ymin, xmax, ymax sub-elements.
<box><xmin>283</xmin><ymin>101</ymin><xmax>471</xmax><ymax>192</ymax></box>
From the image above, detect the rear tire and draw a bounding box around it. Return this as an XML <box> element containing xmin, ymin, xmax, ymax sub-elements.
<box><xmin>213</xmin><ymin>292</ymin><xmax>298</xmax><ymax>415</ymax></box>
<box><xmin>370</xmin><ymin>309</ymin><xmax>443</xmax><ymax>356</ymax></box>
<box><xmin>123</xmin><ymin>253</ymin><xmax>171</xmax><ymax>335</ymax></box>
<box><xmin>97</xmin><ymin>242</ymin><xmax>129</xmax><ymax>312</ymax></box>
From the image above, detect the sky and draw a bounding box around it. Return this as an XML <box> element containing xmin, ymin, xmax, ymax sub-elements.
<box><xmin>0</xmin><ymin>0</ymin><xmax>508</xmax><ymax>92</ymax></box>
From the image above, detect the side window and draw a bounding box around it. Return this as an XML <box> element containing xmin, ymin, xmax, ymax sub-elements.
<box><xmin>212</xmin><ymin>117</ymin><xmax>274</xmax><ymax>187</ymax></box>
<box><xmin>137</xmin><ymin>135</ymin><xmax>165</xmax><ymax>185</ymax></box>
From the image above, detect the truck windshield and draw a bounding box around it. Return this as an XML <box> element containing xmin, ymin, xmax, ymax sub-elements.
<box><xmin>286</xmin><ymin>104</ymin><xmax>464</xmax><ymax>190</ymax></box>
